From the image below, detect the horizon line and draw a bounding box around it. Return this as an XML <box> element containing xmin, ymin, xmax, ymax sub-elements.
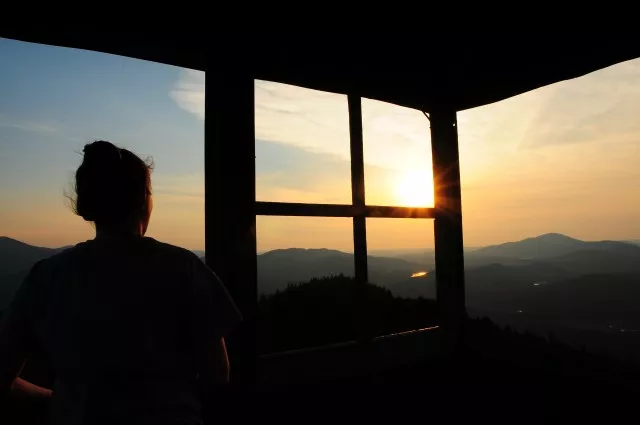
<box><xmin>3</xmin><ymin>234</ymin><xmax>640</xmax><ymax>254</ymax></box>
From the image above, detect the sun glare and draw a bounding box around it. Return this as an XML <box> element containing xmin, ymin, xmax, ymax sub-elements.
<box><xmin>395</xmin><ymin>170</ymin><xmax>434</xmax><ymax>207</ymax></box>
<box><xmin>411</xmin><ymin>271</ymin><xmax>428</xmax><ymax>278</ymax></box>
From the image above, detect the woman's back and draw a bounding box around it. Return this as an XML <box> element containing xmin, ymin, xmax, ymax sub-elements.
<box><xmin>17</xmin><ymin>236</ymin><xmax>240</xmax><ymax>424</ymax></box>
<box><xmin>0</xmin><ymin>141</ymin><xmax>241</xmax><ymax>424</ymax></box>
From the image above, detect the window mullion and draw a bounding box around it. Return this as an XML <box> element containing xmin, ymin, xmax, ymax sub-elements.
<box><xmin>430</xmin><ymin>108</ymin><xmax>465</xmax><ymax>349</ymax></box>
<box><xmin>348</xmin><ymin>95</ymin><xmax>368</xmax><ymax>285</ymax></box>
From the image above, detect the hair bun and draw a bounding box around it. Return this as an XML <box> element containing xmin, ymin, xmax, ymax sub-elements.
<box><xmin>83</xmin><ymin>140</ymin><xmax>122</xmax><ymax>165</ymax></box>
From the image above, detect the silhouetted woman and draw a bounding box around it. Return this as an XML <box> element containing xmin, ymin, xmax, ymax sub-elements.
<box><xmin>0</xmin><ymin>141</ymin><xmax>241</xmax><ymax>425</ymax></box>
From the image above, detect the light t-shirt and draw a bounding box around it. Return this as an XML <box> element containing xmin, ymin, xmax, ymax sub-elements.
<box><xmin>2</xmin><ymin>236</ymin><xmax>242</xmax><ymax>425</ymax></box>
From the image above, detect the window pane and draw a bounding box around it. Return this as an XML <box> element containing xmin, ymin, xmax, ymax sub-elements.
<box><xmin>367</xmin><ymin>218</ymin><xmax>436</xmax><ymax>298</ymax></box>
<box><xmin>363</xmin><ymin>218</ymin><xmax>437</xmax><ymax>338</ymax></box>
<box><xmin>458</xmin><ymin>57</ymin><xmax>640</xmax><ymax>363</ymax></box>
<box><xmin>255</xmin><ymin>81</ymin><xmax>351</xmax><ymax>204</ymax></box>
<box><xmin>362</xmin><ymin>98</ymin><xmax>434</xmax><ymax>207</ymax></box>
<box><xmin>257</xmin><ymin>216</ymin><xmax>354</xmax><ymax>354</ymax></box>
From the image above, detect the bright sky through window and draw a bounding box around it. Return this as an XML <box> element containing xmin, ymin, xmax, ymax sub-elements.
<box><xmin>1</xmin><ymin>38</ymin><xmax>639</xmax><ymax>251</ymax></box>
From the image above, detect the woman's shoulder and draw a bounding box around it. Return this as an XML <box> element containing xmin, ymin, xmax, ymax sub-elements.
<box><xmin>143</xmin><ymin>237</ymin><xmax>202</xmax><ymax>264</ymax></box>
<box><xmin>19</xmin><ymin>242</ymin><xmax>91</xmax><ymax>290</ymax></box>
<box><xmin>142</xmin><ymin>239</ymin><xmax>208</xmax><ymax>281</ymax></box>
<box><xmin>37</xmin><ymin>239</ymin><xmax>199</xmax><ymax>270</ymax></box>
<box><xmin>35</xmin><ymin>241</ymin><xmax>89</xmax><ymax>270</ymax></box>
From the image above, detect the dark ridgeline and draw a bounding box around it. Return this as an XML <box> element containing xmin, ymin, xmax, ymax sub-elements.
<box><xmin>3</xmin><ymin>233</ymin><xmax>640</xmax><ymax>360</ymax></box>
<box><xmin>258</xmin><ymin>275</ymin><xmax>437</xmax><ymax>354</ymax></box>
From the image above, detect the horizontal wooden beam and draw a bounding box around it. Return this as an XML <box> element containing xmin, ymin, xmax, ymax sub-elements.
<box><xmin>366</xmin><ymin>205</ymin><xmax>436</xmax><ymax>219</ymax></box>
<box><xmin>256</xmin><ymin>202</ymin><xmax>352</xmax><ymax>217</ymax></box>
<box><xmin>255</xmin><ymin>201</ymin><xmax>436</xmax><ymax>219</ymax></box>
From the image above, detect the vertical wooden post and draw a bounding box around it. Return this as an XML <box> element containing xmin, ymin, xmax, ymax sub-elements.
<box><xmin>430</xmin><ymin>108</ymin><xmax>465</xmax><ymax>351</ymax></box>
<box><xmin>204</xmin><ymin>64</ymin><xmax>256</xmax><ymax>384</ymax></box>
<box><xmin>348</xmin><ymin>95</ymin><xmax>368</xmax><ymax>286</ymax></box>
<box><xmin>348</xmin><ymin>95</ymin><xmax>370</xmax><ymax>340</ymax></box>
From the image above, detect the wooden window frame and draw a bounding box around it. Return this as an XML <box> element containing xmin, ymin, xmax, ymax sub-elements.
<box><xmin>204</xmin><ymin>72</ymin><xmax>465</xmax><ymax>384</ymax></box>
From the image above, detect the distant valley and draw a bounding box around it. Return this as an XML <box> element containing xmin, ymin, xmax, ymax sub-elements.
<box><xmin>2</xmin><ymin>233</ymin><xmax>640</xmax><ymax>359</ymax></box>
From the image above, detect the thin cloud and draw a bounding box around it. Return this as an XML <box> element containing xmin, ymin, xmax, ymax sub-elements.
<box><xmin>457</xmin><ymin>57</ymin><xmax>640</xmax><ymax>155</ymax></box>
<box><xmin>169</xmin><ymin>69</ymin><xmax>205</xmax><ymax>120</ymax></box>
<box><xmin>153</xmin><ymin>188</ymin><xmax>203</xmax><ymax>201</ymax></box>
<box><xmin>0</xmin><ymin>114</ymin><xmax>58</xmax><ymax>134</ymax></box>
<box><xmin>521</xmin><ymin>89</ymin><xmax>640</xmax><ymax>150</ymax></box>
<box><xmin>168</xmin><ymin>72</ymin><xmax>432</xmax><ymax>174</ymax></box>
<box><xmin>152</xmin><ymin>173</ymin><xmax>204</xmax><ymax>201</ymax></box>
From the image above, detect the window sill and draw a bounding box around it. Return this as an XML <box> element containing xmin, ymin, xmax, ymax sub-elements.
<box><xmin>258</xmin><ymin>326</ymin><xmax>442</xmax><ymax>384</ymax></box>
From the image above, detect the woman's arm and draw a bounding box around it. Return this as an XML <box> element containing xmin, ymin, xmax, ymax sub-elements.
<box><xmin>188</xmin><ymin>258</ymin><xmax>242</xmax><ymax>416</ymax></box>
<box><xmin>0</xmin><ymin>263</ymin><xmax>41</xmax><ymax>398</ymax></box>
<box><xmin>198</xmin><ymin>337</ymin><xmax>231</xmax><ymax>425</ymax></box>
<box><xmin>11</xmin><ymin>377</ymin><xmax>52</xmax><ymax>400</ymax></box>
<box><xmin>2</xmin><ymin>370</ymin><xmax>52</xmax><ymax>423</ymax></box>
<box><xmin>0</xmin><ymin>304</ymin><xmax>33</xmax><ymax>396</ymax></box>
<box><xmin>198</xmin><ymin>337</ymin><xmax>230</xmax><ymax>387</ymax></box>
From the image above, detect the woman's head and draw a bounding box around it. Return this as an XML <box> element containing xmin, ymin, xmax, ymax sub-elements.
<box><xmin>72</xmin><ymin>141</ymin><xmax>153</xmax><ymax>235</ymax></box>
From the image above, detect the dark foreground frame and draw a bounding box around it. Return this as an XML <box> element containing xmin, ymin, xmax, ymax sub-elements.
<box><xmin>204</xmin><ymin>71</ymin><xmax>465</xmax><ymax>384</ymax></box>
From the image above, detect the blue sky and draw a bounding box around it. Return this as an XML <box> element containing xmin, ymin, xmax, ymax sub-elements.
<box><xmin>0</xmin><ymin>38</ymin><xmax>205</xmax><ymax>248</ymax></box>
<box><xmin>0</xmin><ymin>38</ymin><xmax>435</xmax><ymax>251</ymax></box>
<box><xmin>1</xmin><ymin>37</ymin><xmax>639</xmax><ymax>251</ymax></box>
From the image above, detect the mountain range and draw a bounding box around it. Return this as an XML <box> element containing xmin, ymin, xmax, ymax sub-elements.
<box><xmin>3</xmin><ymin>232</ymin><xmax>639</xmax><ymax>300</ymax></box>
<box><xmin>473</xmin><ymin>232</ymin><xmax>640</xmax><ymax>259</ymax></box>
<box><xmin>0</xmin><ymin>237</ymin><xmax>69</xmax><ymax>277</ymax></box>
<box><xmin>2</xmin><ymin>233</ymin><xmax>640</xmax><ymax>359</ymax></box>
<box><xmin>243</xmin><ymin>233</ymin><xmax>640</xmax><ymax>358</ymax></box>
<box><xmin>3</xmin><ymin>233</ymin><xmax>640</xmax><ymax>293</ymax></box>
<box><xmin>256</xmin><ymin>248</ymin><xmax>430</xmax><ymax>296</ymax></box>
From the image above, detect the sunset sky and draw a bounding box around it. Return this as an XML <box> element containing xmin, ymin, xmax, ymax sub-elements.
<box><xmin>1</xmin><ymin>38</ymin><xmax>639</xmax><ymax>252</ymax></box>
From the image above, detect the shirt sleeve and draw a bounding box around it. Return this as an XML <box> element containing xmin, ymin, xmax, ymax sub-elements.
<box><xmin>0</xmin><ymin>261</ymin><xmax>41</xmax><ymax>391</ymax></box>
<box><xmin>188</xmin><ymin>257</ymin><xmax>243</xmax><ymax>341</ymax></box>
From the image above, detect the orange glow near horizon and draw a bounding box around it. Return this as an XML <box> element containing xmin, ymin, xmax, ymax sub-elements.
<box><xmin>410</xmin><ymin>271</ymin><xmax>428</xmax><ymax>278</ymax></box>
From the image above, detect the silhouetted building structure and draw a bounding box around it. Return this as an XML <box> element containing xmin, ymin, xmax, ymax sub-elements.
<box><xmin>2</xmin><ymin>31</ymin><xmax>640</xmax><ymax>422</ymax></box>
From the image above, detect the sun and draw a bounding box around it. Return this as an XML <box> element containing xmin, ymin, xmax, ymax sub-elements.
<box><xmin>395</xmin><ymin>170</ymin><xmax>434</xmax><ymax>207</ymax></box>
